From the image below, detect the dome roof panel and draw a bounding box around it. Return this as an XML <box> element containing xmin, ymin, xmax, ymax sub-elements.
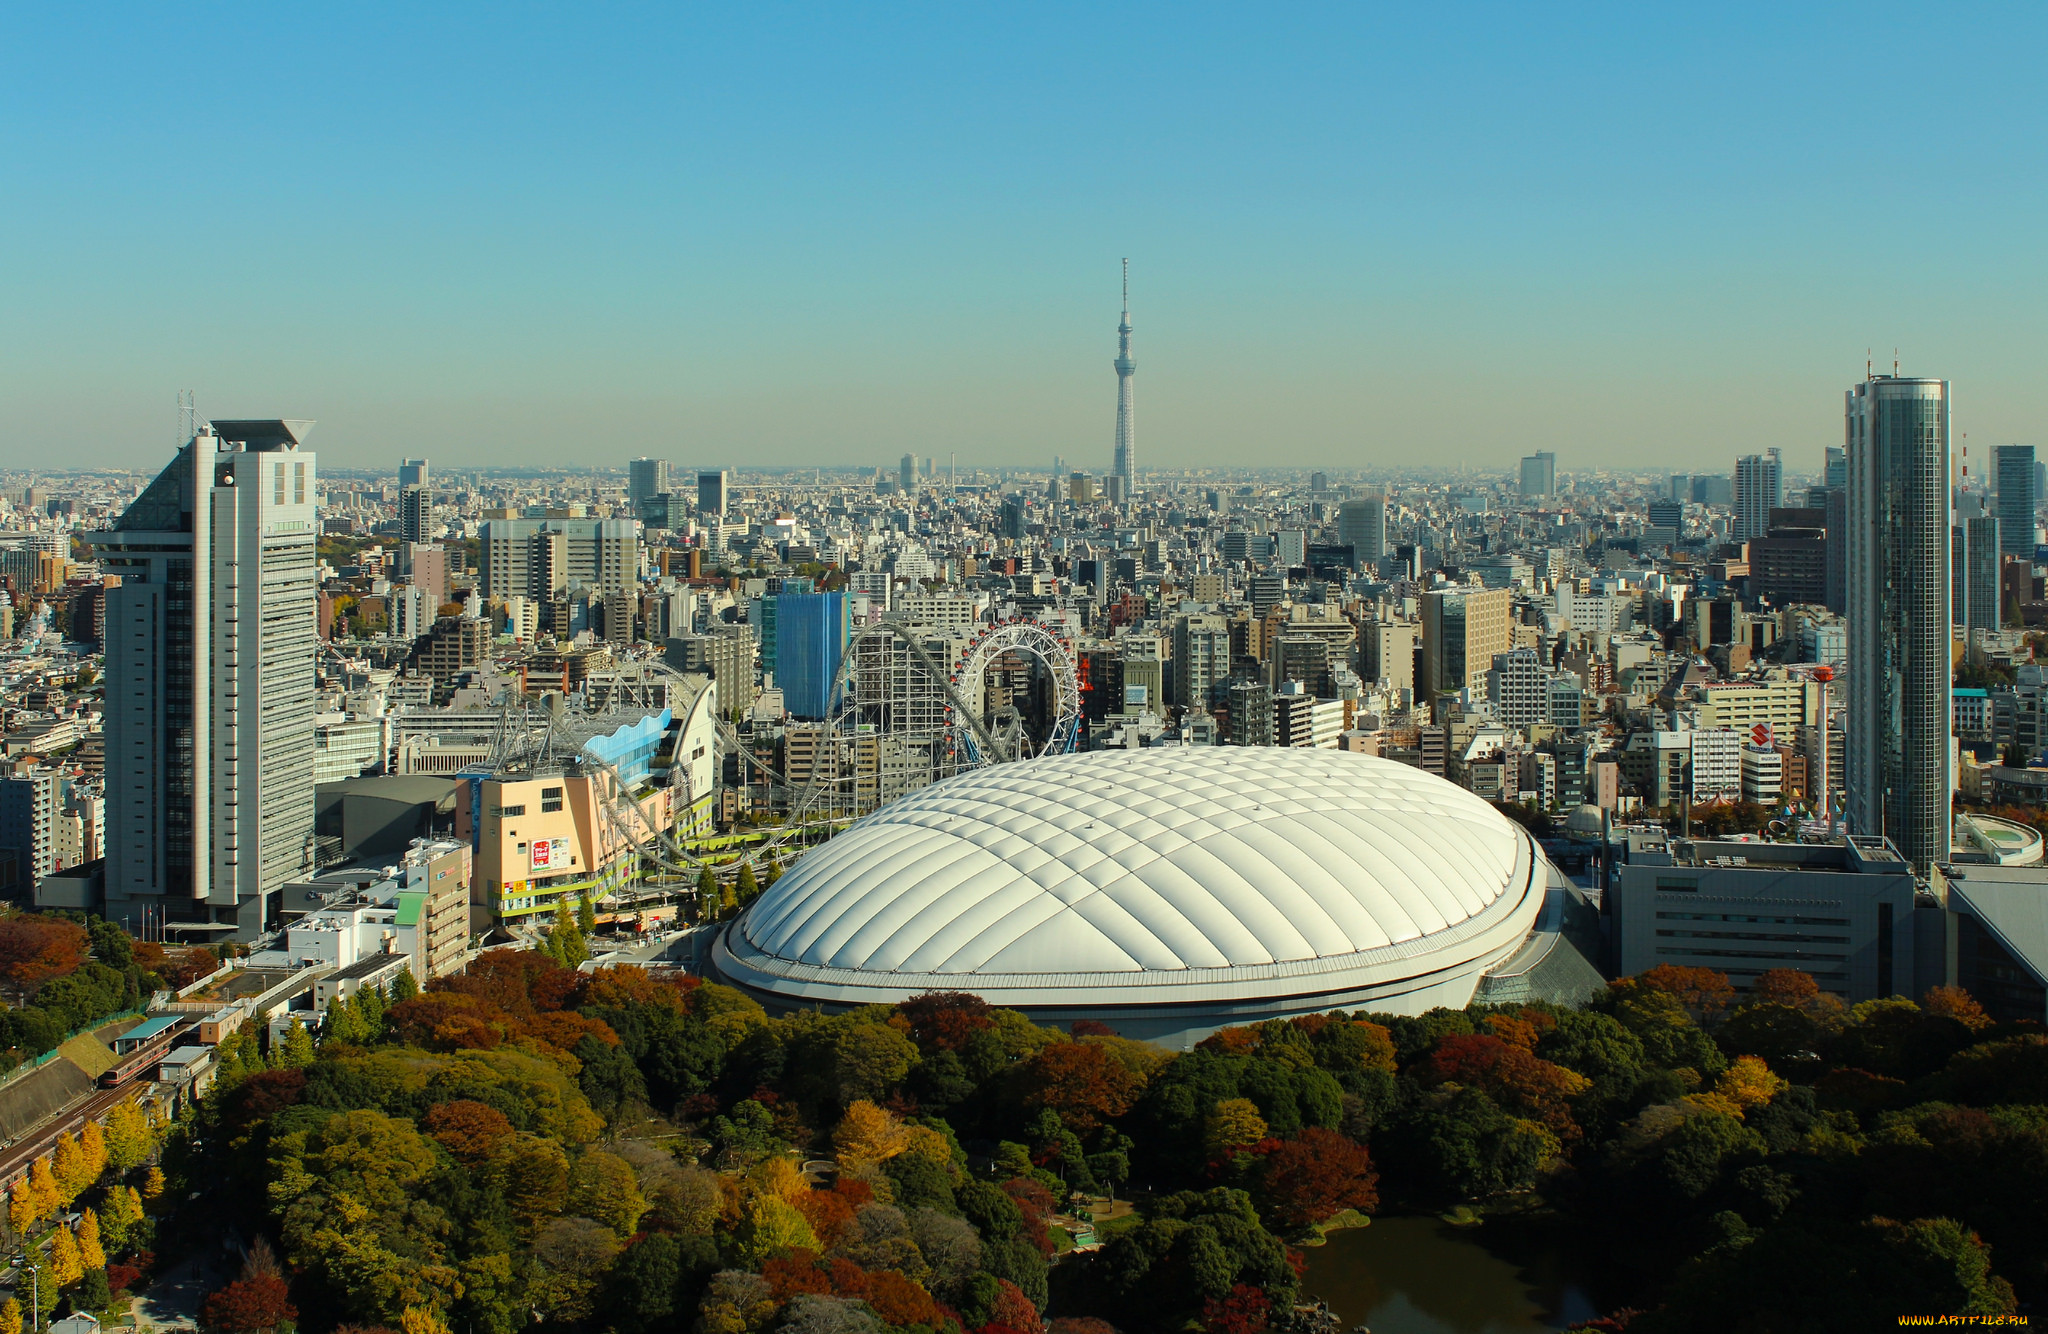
<box><xmin>736</xmin><ymin>749</ymin><xmax>1539</xmax><ymax>990</ymax></box>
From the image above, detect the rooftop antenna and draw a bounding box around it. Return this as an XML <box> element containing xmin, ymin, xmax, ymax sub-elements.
<box><xmin>176</xmin><ymin>389</ymin><xmax>197</xmax><ymax>445</ymax></box>
<box><xmin>1866</xmin><ymin>349</ymin><xmax>1873</xmax><ymax>379</ymax></box>
<box><xmin>1894</xmin><ymin>348</ymin><xmax>1900</xmax><ymax>376</ymax></box>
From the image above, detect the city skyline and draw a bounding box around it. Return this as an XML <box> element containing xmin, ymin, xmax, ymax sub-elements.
<box><xmin>4</xmin><ymin>6</ymin><xmax>2048</xmax><ymax>470</ymax></box>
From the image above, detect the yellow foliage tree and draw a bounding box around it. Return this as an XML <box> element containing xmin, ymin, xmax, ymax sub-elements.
<box><xmin>832</xmin><ymin>1099</ymin><xmax>906</xmax><ymax>1170</ymax></box>
<box><xmin>27</xmin><ymin>1159</ymin><xmax>61</xmax><ymax>1221</ymax></box>
<box><xmin>77</xmin><ymin>1121</ymin><xmax>107</xmax><ymax>1185</ymax></box>
<box><xmin>0</xmin><ymin>1296</ymin><xmax>19</xmax><ymax>1334</ymax></box>
<box><xmin>76</xmin><ymin>1208</ymin><xmax>104</xmax><ymax>1271</ymax></box>
<box><xmin>8</xmin><ymin>1190</ymin><xmax>35</xmax><ymax>1238</ymax></box>
<box><xmin>746</xmin><ymin>1154</ymin><xmax>810</xmax><ymax>1205</ymax></box>
<box><xmin>140</xmin><ymin>1166</ymin><xmax>165</xmax><ymax>1201</ymax></box>
<box><xmin>1203</xmin><ymin>1098</ymin><xmax>1269</xmax><ymax>1158</ymax></box>
<box><xmin>104</xmin><ymin>1101</ymin><xmax>153</xmax><ymax>1174</ymax></box>
<box><xmin>48</xmin><ymin>1226</ymin><xmax>82</xmax><ymax>1286</ymax></box>
<box><xmin>52</xmin><ymin>1133</ymin><xmax>91</xmax><ymax>1205</ymax></box>
<box><xmin>734</xmin><ymin>1195</ymin><xmax>819</xmax><ymax>1265</ymax></box>
<box><xmin>400</xmin><ymin>1309</ymin><xmax>454</xmax><ymax>1334</ymax></box>
<box><xmin>1713</xmin><ymin>1054</ymin><xmax>1789</xmax><ymax>1115</ymax></box>
<box><xmin>900</xmin><ymin>1124</ymin><xmax>954</xmax><ymax>1166</ymax></box>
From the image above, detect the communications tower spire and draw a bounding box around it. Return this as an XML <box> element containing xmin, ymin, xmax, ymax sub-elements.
<box><xmin>1112</xmin><ymin>259</ymin><xmax>1136</xmax><ymax>496</ymax></box>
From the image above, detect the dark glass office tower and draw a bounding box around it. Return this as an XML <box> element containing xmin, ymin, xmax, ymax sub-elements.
<box><xmin>1845</xmin><ymin>376</ymin><xmax>1950</xmax><ymax>869</ymax></box>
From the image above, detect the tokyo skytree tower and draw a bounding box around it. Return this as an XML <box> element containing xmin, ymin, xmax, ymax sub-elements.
<box><xmin>1111</xmin><ymin>259</ymin><xmax>1135</xmax><ymax>493</ymax></box>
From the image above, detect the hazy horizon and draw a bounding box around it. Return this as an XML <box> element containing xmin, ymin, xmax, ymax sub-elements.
<box><xmin>4</xmin><ymin>4</ymin><xmax>2044</xmax><ymax>475</ymax></box>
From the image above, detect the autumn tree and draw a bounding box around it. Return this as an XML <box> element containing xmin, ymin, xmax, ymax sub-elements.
<box><xmin>1201</xmin><ymin>1284</ymin><xmax>1271</xmax><ymax>1334</ymax></box>
<box><xmin>48</xmin><ymin>1224</ymin><xmax>81</xmax><ymax>1285</ymax></box>
<box><xmin>1420</xmin><ymin>1033</ymin><xmax>1591</xmax><ymax>1141</ymax></box>
<box><xmin>0</xmin><ymin>1297</ymin><xmax>18</xmax><ymax>1334</ymax></box>
<box><xmin>0</xmin><ymin>917</ymin><xmax>87</xmax><ymax>1000</ymax></box>
<box><xmin>1749</xmin><ymin>968</ymin><xmax>1822</xmax><ymax>1010</ymax></box>
<box><xmin>1257</xmin><ymin>1128</ymin><xmax>1379</xmax><ymax>1232</ymax></box>
<box><xmin>892</xmin><ymin>991</ymin><xmax>995</xmax><ymax>1054</ymax></box>
<box><xmin>76</xmin><ymin>1206</ymin><xmax>104</xmax><ymax>1271</ymax></box>
<box><xmin>1204</xmin><ymin>1099</ymin><xmax>1269</xmax><ymax>1159</ymax></box>
<box><xmin>833</xmin><ymin>1099</ymin><xmax>907</xmax><ymax>1170</ymax></box>
<box><xmin>1923</xmin><ymin>986</ymin><xmax>1995</xmax><ymax>1033</ymax></box>
<box><xmin>52</xmin><ymin>1131</ymin><xmax>91</xmax><ymax>1204</ymax></box>
<box><xmin>1634</xmin><ymin>964</ymin><xmax>1736</xmax><ymax>1026</ymax></box>
<box><xmin>27</xmin><ymin>1158</ymin><xmax>60</xmax><ymax>1221</ymax></box>
<box><xmin>422</xmin><ymin>1099</ymin><xmax>516</xmax><ymax>1164</ymax></box>
<box><xmin>104</xmin><ymin>1100</ymin><xmax>155</xmax><ymax>1173</ymax></box>
<box><xmin>1013</xmin><ymin>1040</ymin><xmax>1143</xmax><ymax>1134</ymax></box>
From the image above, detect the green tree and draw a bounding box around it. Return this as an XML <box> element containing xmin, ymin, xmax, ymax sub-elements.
<box><xmin>546</xmin><ymin>900</ymin><xmax>589</xmax><ymax>968</ymax></box>
<box><xmin>567</xmin><ymin>1148</ymin><xmax>649</xmax><ymax>1237</ymax></box>
<box><xmin>696</xmin><ymin>866</ymin><xmax>719</xmax><ymax>916</ymax></box>
<box><xmin>390</xmin><ymin>967</ymin><xmax>420</xmax><ymax>1002</ymax></box>
<box><xmin>735</xmin><ymin>862</ymin><xmax>760</xmax><ymax>902</ymax></box>
<box><xmin>577</xmin><ymin>890</ymin><xmax>597</xmax><ymax>936</ymax></box>
<box><xmin>275</xmin><ymin>1018</ymin><xmax>315</xmax><ymax>1069</ymax></box>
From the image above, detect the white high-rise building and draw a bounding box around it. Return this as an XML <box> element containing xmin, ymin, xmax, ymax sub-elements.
<box><xmin>91</xmin><ymin>420</ymin><xmax>320</xmax><ymax>935</ymax></box>
<box><xmin>1733</xmin><ymin>450</ymin><xmax>1784</xmax><ymax>543</ymax></box>
<box><xmin>1845</xmin><ymin>376</ymin><xmax>1951</xmax><ymax>868</ymax></box>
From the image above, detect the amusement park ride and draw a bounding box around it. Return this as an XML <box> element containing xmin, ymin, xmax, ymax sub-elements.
<box><xmin>479</xmin><ymin>616</ymin><xmax>1083</xmax><ymax>914</ymax></box>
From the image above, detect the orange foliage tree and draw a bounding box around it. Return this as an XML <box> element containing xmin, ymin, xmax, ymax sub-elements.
<box><xmin>1012</xmin><ymin>1040</ymin><xmax>1142</xmax><ymax>1133</ymax></box>
<box><xmin>0</xmin><ymin>917</ymin><xmax>86</xmax><ymax>999</ymax></box>
<box><xmin>1634</xmin><ymin>964</ymin><xmax>1736</xmax><ymax>1026</ymax></box>
<box><xmin>1256</xmin><ymin>1127</ymin><xmax>1378</xmax><ymax>1232</ymax></box>
<box><xmin>1421</xmin><ymin>1033</ymin><xmax>1590</xmax><ymax>1141</ymax></box>
<box><xmin>422</xmin><ymin>1099</ymin><xmax>516</xmax><ymax>1164</ymax></box>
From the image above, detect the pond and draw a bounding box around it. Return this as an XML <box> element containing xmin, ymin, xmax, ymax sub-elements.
<box><xmin>1299</xmin><ymin>1215</ymin><xmax>1607</xmax><ymax>1334</ymax></box>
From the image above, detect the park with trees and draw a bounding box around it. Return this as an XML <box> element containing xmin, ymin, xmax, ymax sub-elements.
<box><xmin>13</xmin><ymin>945</ymin><xmax>2042</xmax><ymax>1331</ymax></box>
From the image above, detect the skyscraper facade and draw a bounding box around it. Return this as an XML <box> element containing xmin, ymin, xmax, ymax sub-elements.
<box><xmin>1995</xmin><ymin>444</ymin><xmax>2036</xmax><ymax>559</ymax></box>
<box><xmin>697</xmin><ymin>470</ymin><xmax>728</xmax><ymax>517</ymax></box>
<box><xmin>1421</xmin><ymin>586</ymin><xmax>1513</xmax><ymax>702</ymax></box>
<box><xmin>775</xmin><ymin>591</ymin><xmax>851</xmax><ymax>720</ymax></box>
<box><xmin>1845</xmin><ymin>376</ymin><xmax>1950</xmax><ymax>868</ymax></box>
<box><xmin>1733</xmin><ymin>450</ymin><xmax>1784</xmax><ymax>543</ymax></box>
<box><xmin>628</xmin><ymin>457</ymin><xmax>671</xmax><ymax>518</ymax></box>
<box><xmin>1111</xmin><ymin>260</ymin><xmax>1135</xmax><ymax>496</ymax></box>
<box><xmin>398</xmin><ymin>458</ymin><xmax>430</xmax><ymax>491</ymax></box>
<box><xmin>90</xmin><ymin>419</ymin><xmax>320</xmax><ymax>935</ymax></box>
<box><xmin>1518</xmin><ymin>452</ymin><xmax>1556</xmax><ymax>499</ymax></box>
<box><xmin>1335</xmin><ymin>495</ymin><xmax>1386</xmax><ymax>569</ymax></box>
<box><xmin>1965</xmin><ymin>509</ymin><xmax>2001</xmax><ymax>641</ymax></box>
<box><xmin>399</xmin><ymin>485</ymin><xmax>430</xmax><ymax>544</ymax></box>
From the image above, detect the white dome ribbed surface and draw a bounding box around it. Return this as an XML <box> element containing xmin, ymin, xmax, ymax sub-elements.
<box><xmin>738</xmin><ymin>748</ymin><xmax>1531</xmax><ymax>978</ymax></box>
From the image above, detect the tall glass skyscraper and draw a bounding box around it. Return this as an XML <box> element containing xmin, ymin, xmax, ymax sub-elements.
<box><xmin>1845</xmin><ymin>376</ymin><xmax>1950</xmax><ymax>869</ymax></box>
<box><xmin>1995</xmin><ymin>444</ymin><xmax>2036</xmax><ymax>559</ymax></box>
<box><xmin>775</xmin><ymin>591</ymin><xmax>851</xmax><ymax>720</ymax></box>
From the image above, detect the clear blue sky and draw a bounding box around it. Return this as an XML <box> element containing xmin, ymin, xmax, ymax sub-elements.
<box><xmin>4</xmin><ymin>3</ymin><xmax>2045</xmax><ymax>475</ymax></box>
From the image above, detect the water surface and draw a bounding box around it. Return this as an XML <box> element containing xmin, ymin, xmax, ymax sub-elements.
<box><xmin>1300</xmin><ymin>1216</ymin><xmax>1603</xmax><ymax>1334</ymax></box>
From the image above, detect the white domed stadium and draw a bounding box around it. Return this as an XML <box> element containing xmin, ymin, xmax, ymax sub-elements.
<box><xmin>711</xmin><ymin>748</ymin><xmax>1557</xmax><ymax>1044</ymax></box>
